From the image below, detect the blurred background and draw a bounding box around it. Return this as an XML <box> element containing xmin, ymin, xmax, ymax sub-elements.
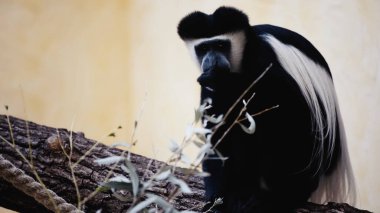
<box><xmin>0</xmin><ymin>0</ymin><xmax>379</xmax><ymax>212</ymax></box>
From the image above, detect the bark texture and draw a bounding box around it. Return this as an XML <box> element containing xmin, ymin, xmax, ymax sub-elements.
<box><xmin>0</xmin><ymin>115</ymin><xmax>371</xmax><ymax>213</ymax></box>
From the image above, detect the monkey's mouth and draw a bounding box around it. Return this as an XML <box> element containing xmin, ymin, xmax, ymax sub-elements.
<box><xmin>204</xmin><ymin>86</ymin><xmax>214</xmax><ymax>92</ymax></box>
<box><xmin>197</xmin><ymin>74</ymin><xmax>217</xmax><ymax>93</ymax></box>
<box><xmin>197</xmin><ymin>70</ymin><xmax>232</xmax><ymax>93</ymax></box>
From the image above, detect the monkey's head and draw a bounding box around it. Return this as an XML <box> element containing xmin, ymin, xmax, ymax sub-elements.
<box><xmin>178</xmin><ymin>7</ymin><xmax>250</xmax><ymax>95</ymax></box>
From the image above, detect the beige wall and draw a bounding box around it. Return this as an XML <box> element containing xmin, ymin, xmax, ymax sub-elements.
<box><xmin>0</xmin><ymin>0</ymin><xmax>379</xmax><ymax>212</ymax></box>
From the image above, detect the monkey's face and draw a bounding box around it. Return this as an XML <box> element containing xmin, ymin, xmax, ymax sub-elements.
<box><xmin>195</xmin><ymin>39</ymin><xmax>231</xmax><ymax>91</ymax></box>
<box><xmin>185</xmin><ymin>31</ymin><xmax>246</xmax><ymax>93</ymax></box>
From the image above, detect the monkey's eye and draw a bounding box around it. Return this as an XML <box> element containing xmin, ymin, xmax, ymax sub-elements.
<box><xmin>215</xmin><ymin>41</ymin><xmax>230</xmax><ymax>51</ymax></box>
<box><xmin>195</xmin><ymin>44</ymin><xmax>208</xmax><ymax>55</ymax></box>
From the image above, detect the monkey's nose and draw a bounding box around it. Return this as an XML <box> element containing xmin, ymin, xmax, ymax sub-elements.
<box><xmin>201</xmin><ymin>52</ymin><xmax>230</xmax><ymax>74</ymax></box>
<box><xmin>197</xmin><ymin>73</ymin><xmax>215</xmax><ymax>88</ymax></box>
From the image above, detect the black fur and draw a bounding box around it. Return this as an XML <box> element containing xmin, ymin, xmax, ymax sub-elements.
<box><xmin>177</xmin><ymin>7</ymin><xmax>249</xmax><ymax>40</ymax></box>
<box><xmin>178</xmin><ymin>7</ymin><xmax>342</xmax><ymax>213</ymax></box>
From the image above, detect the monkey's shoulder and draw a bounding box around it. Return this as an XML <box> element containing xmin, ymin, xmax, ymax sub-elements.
<box><xmin>252</xmin><ymin>24</ymin><xmax>330</xmax><ymax>71</ymax></box>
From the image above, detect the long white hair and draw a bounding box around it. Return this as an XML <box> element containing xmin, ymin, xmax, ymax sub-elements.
<box><xmin>263</xmin><ymin>34</ymin><xmax>356</xmax><ymax>205</ymax></box>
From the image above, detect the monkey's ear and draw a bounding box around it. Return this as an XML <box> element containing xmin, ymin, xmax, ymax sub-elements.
<box><xmin>212</xmin><ymin>6</ymin><xmax>250</xmax><ymax>30</ymax></box>
<box><xmin>177</xmin><ymin>11</ymin><xmax>209</xmax><ymax>40</ymax></box>
<box><xmin>177</xmin><ymin>6</ymin><xmax>250</xmax><ymax>40</ymax></box>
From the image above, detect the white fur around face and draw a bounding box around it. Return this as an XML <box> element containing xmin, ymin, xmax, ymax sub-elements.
<box><xmin>263</xmin><ymin>34</ymin><xmax>356</xmax><ymax>205</ymax></box>
<box><xmin>184</xmin><ymin>31</ymin><xmax>246</xmax><ymax>73</ymax></box>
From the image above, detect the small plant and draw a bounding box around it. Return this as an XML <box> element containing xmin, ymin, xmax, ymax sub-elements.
<box><xmin>95</xmin><ymin>63</ymin><xmax>278</xmax><ymax>212</ymax></box>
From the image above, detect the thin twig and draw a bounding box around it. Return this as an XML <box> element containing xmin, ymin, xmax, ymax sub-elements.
<box><xmin>57</xmin><ymin>128</ymin><xmax>82</xmax><ymax>208</ymax></box>
<box><xmin>167</xmin><ymin>63</ymin><xmax>274</xmax><ymax>204</ymax></box>
<box><xmin>212</xmin><ymin>63</ymin><xmax>272</xmax><ymax>132</ymax></box>
<box><xmin>212</xmin><ymin>92</ymin><xmax>256</xmax><ymax>150</ymax></box>
<box><xmin>81</xmin><ymin>96</ymin><xmax>146</xmax><ymax>207</ymax></box>
<box><xmin>19</xmin><ymin>87</ymin><xmax>61</xmax><ymax>212</ymax></box>
<box><xmin>237</xmin><ymin>105</ymin><xmax>280</xmax><ymax>123</ymax></box>
<box><xmin>5</xmin><ymin>113</ymin><xmax>15</xmax><ymax>147</ymax></box>
<box><xmin>1</xmin><ymin>119</ymin><xmax>60</xmax><ymax>212</ymax></box>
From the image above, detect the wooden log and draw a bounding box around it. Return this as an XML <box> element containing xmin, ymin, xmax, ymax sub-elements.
<box><xmin>0</xmin><ymin>115</ymin><xmax>371</xmax><ymax>212</ymax></box>
<box><xmin>0</xmin><ymin>115</ymin><xmax>205</xmax><ymax>212</ymax></box>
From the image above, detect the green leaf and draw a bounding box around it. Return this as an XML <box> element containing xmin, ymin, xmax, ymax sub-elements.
<box><xmin>112</xmin><ymin>191</ymin><xmax>132</xmax><ymax>202</ymax></box>
<box><xmin>110</xmin><ymin>142</ymin><xmax>131</xmax><ymax>149</ymax></box>
<box><xmin>214</xmin><ymin>197</ymin><xmax>223</xmax><ymax>205</ymax></box>
<box><xmin>108</xmin><ymin>132</ymin><xmax>116</xmax><ymax>137</ymax></box>
<box><xmin>195</xmin><ymin>132</ymin><xmax>207</xmax><ymax>142</ymax></box>
<box><xmin>121</xmin><ymin>163</ymin><xmax>130</xmax><ymax>174</ymax></box>
<box><xmin>97</xmin><ymin>185</ymin><xmax>111</xmax><ymax>192</ymax></box>
<box><xmin>155</xmin><ymin>169</ymin><xmax>172</xmax><ymax>181</ymax></box>
<box><xmin>193</xmin><ymin>127</ymin><xmax>212</xmax><ymax>135</ymax></box>
<box><xmin>238</xmin><ymin>112</ymin><xmax>256</xmax><ymax>134</ymax></box>
<box><xmin>194</xmin><ymin>98</ymin><xmax>212</xmax><ymax>123</ymax></box>
<box><xmin>146</xmin><ymin>194</ymin><xmax>178</xmax><ymax>213</ymax></box>
<box><xmin>180</xmin><ymin>154</ymin><xmax>191</xmax><ymax>165</ymax></box>
<box><xmin>94</xmin><ymin>156</ymin><xmax>125</xmax><ymax>166</ymax></box>
<box><xmin>168</xmin><ymin>176</ymin><xmax>192</xmax><ymax>194</ymax></box>
<box><xmin>102</xmin><ymin>181</ymin><xmax>133</xmax><ymax>191</ymax></box>
<box><xmin>204</xmin><ymin>114</ymin><xmax>223</xmax><ymax>124</ymax></box>
<box><xmin>194</xmin><ymin>171</ymin><xmax>210</xmax><ymax>177</ymax></box>
<box><xmin>191</xmin><ymin>139</ymin><xmax>204</xmax><ymax>148</ymax></box>
<box><xmin>168</xmin><ymin>139</ymin><xmax>180</xmax><ymax>153</ymax></box>
<box><xmin>125</xmin><ymin>159</ymin><xmax>140</xmax><ymax>198</ymax></box>
<box><xmin>215</xmin><ymin>149</ymin><xmax>229</xmax><ymax>166</ymax></box>
<box><xmin>198</xmin><ymin>142</ymin><xmax>212</xmax><ymax>156</ymax></box>
<box><xmin>194</xmin><ymin>108</ymin><xmax>202</xmax><ymax>123</ymax></box>
<box><xmin>127</xmin><ymin>196</ymin><xmax>157</xmax><ymax>213</ymax></box>
<box><xmin>194</xmin><ymin>142</ymin><xmax>212</xmax><ymax>165</ymax></box>
<box><xmin>109</xmin><ymin>175</ymin><xmax>131</xmax><ymax>183</ymax></box>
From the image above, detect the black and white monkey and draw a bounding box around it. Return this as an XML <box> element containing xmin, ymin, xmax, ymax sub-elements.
<box><xmin>177</xmin><ymin>6</ymin><xmax>356</xmax><ymax>212</ymax></box>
